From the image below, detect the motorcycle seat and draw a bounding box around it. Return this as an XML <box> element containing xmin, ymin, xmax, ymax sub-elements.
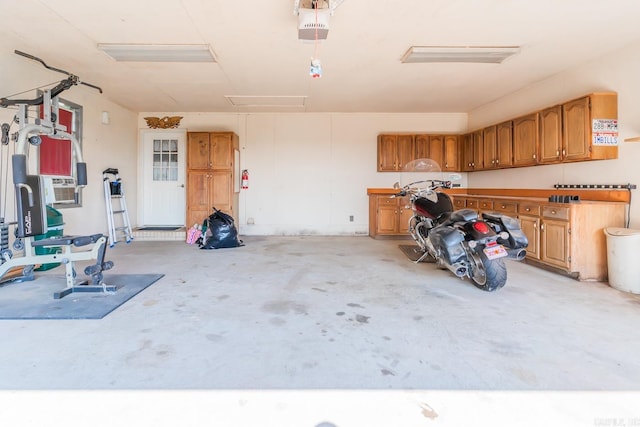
<box><xmin>446</xmin><ymin>208</ymin><xmax>478</xmax><ymax>224</ymax></box>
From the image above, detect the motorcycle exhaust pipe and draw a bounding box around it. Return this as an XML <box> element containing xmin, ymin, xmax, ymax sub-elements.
<box><xmin>507</xmin><ymin>248</ymin><xmax>527</xmax><ymax>261</ymax></box>
<box><xmin>445</xmin><ymin>263</ymin><xmax>467</xmax><ymax>278</ymax></box>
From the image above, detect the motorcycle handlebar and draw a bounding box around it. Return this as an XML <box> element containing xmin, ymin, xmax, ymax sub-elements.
<box><xmin>402</xmin><ymin>179</ymin><xmax>453</xmax><ymax>190</ymax></box>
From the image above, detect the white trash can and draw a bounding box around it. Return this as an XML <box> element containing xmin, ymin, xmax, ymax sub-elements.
<box><xmin>604</xmin><ymin>227</ymin><xmax>640</xmax><ymax>294</ymax></box>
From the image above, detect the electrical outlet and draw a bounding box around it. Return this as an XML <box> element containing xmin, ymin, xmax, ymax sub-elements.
<box><xmin>349</xmin><ymin>215</ymin><xmax>354</xmax><ymax>222</ymax></box>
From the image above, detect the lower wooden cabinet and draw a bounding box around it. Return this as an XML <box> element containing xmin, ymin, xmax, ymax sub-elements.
<box><xmin>448</xmin><ymin>193</ymin><xmax>626</xmax><ymax>281</ymax></box>
<box><xmin>368</xmin><ymin>192</ymin><xmax>412</xmax><ymax>238</ymax></box>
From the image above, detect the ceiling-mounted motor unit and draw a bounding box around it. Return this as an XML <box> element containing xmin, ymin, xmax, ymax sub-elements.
<box><xmin>294</xmin><ymin>0</ymin><xmax>346</xmax><ymax>41</ymax></box>
<box><xmin>297</xmin><ymin>6</ymin><xmax>330</xmax><ymax>41</ymax></box>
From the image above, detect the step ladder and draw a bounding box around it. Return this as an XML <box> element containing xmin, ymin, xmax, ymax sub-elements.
<box><xmin>103</xmin><ymin>168</ymin><xmax>133</xmax><ymax>247</ymax></box>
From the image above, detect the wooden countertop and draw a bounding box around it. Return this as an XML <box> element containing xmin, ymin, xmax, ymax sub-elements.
<box><xmin>367</xmin><ymin>187</ymin><xmax>630</xmax><ymax>203</ymax></box>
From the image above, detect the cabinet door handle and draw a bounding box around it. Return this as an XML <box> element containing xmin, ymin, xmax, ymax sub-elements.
<box><xmin>533</xmin><ymin>154</ymin><xmax>537</xmax><ymax>159</ymax></box>
<box><xmin>540</xmin><ymin>224</ymin><xmax>545</xmax><ymax>231</ymax></box>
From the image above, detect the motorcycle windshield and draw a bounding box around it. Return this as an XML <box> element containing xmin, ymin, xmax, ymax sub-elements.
<box><xmin>401</xmin><ymin>158</ymin><xmax>442</xmax><ymax>173</ymax></box>
<box><xmin>398</xmin><ymin>158</ymin><xmax>444</xmax><ymax>200</ymax></box>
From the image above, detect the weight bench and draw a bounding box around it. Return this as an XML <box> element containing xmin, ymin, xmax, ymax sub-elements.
<box><xmin>0</xmin><ymin>174</ymin><xmax>115</xmax><ymax>299</ymax></box>
<box><xmin>0</xmin><ymin>232</ymin><xmax>114</xmax><ymax>299</ymax></box>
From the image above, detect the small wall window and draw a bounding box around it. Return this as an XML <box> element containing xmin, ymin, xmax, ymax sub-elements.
<box><xmin>38</xmin><ymin>98</ymin><xmax>83</xmax><ymax>208</ymax></box>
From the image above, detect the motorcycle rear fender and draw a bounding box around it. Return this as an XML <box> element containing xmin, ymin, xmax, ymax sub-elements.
<box><xmin>482</xmin><ymin>212</ymin><xmax>529</xmax><ymax>249</ymax></box>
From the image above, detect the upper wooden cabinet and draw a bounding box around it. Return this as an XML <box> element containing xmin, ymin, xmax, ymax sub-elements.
<box><xmin>563</xmin><ymin>93</ymin><xmax>618</xmax><ymax>162</ymax></box>
<box><xmin>377</xmin><ymin>134</ymin><xmax>414</xmax><ymax>171</ymax></box>
<box><xmin>380</xmin><ymin>133</ymin><xmax>459</xmax><ymax>172</ymax></box>
<box><xmin>187</xmin><ymin>132</ymin><xmax>234</xmax><ymax>170</ymax></box>
<box><xmin>539</xmin><ymin>105</ymin><xmax>563</xmax><ymax>164</ymax></box>
<box><xmin>414</xmin><ymin>134</ymin><xmax>459</xmax><ymax>171</ymax></box>
<box><xmin>513</xmin><ymin>113</ymin><xmax>539</xmax><ymax>167</ymax></box>
<box><xmin>376</xmin><ymin>92</ymin><xmax>617</xmax><ymax>173</ymax></box>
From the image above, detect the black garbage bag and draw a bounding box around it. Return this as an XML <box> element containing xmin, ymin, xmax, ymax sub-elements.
<box><xmin>199</xmin><ymin>208</ymin><xmax>243</xmax><ymax>249</ymax></box>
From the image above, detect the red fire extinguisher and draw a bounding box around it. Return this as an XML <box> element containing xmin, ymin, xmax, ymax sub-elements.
<box><xmin>241</xmin><ymin>169</ymin><xmax>249</xmax><ymax>189</ymax></box>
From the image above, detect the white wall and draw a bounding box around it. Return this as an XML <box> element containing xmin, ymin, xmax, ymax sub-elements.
<box><xmin>468</xmin><ymin>40</ymin><xmax>640</xmax><ymax>228</ymax></box>
<box><xmin>0</xmin><ymin>49</ymin><xmax>138</xmax><ymax>238</ymax></box>
<box><xmin>137</xmin><ymin>112</ymin><xmax>468</xmax><ymax>235</ymax></box>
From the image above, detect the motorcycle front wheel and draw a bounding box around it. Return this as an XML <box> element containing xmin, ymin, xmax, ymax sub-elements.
<box><xmin>468</xmin><ymin>250</ymin><xmax>507</xmax><ymax>292</ymax></box>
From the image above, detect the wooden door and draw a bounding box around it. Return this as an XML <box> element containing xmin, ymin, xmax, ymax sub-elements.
<box><xmin>563</xmin><ymin>96</ymin><xmax>591</xmax><ymax>161</ymax></box>
<box><xmin>539</xmin><ymin>105</ymin><xmax>563</xmax><ymax>163</ymax></box>
<box><xmin>210</xmin><ymin>170</ymin><xmax>232</xmax><ymax>213</ymax></box>
<box><xmin>187</xmin><ymin>170</ymin><xmax>211</xmax><ymax>227</ymax></box>
<box><xmin>397</xmin><ymin>135</ymin><xmax>415</xmax><ymax>171</ymax></box>
<box><xmin>428</xmin><ymin>135</ymin><xmax>444</xmax><ymax>169</ymax></box>
<box><xmin>376</xmin><ymin>197</ymin><xmax>399</xmax><ymax>234</ymax></box>
<box><xmin>472</xmin><ymin>130</ymin><xmax>484</xmax><ymax>170</ymax></box>
<box><xmin>483</xmin><ymin>125</ymin><xmax>497</xmax><ymax>169</ymax></box>
<box><xmin>513</xmin><ymin>113</ymin><xmax>539</xmax><ymax>166</ymax></box>
<box><xmin>187</xmin><ymin>133</ymin><xmax>211</xmax><ymax>169</ymax></box>
<box><xmin>519</xmin><ymin>215</ymin><xmax>540</xmax><ymax>260</ymax></box>
<box><xmin>541</xmin><ymin>219</ymin><xmax>570</xmax><ymax>269</ymax></box>
<box><xmin>414</xmin><ymin>135</ymin><xmax>430</xmax><ymax>160</ymax></box>
<box><xmin>210</xmin><ymin>133</ymin><xmax>233</xmax><ymax>169</ymax></box>
<box><xmin>461</xmin><ymin>133</ymin><xmax>474</xmax><ymax>171</ymax></box>
<box><xmin>443</xmin><ymin>135</ymin><xmax>459</xmax><ymax>171</ymax></box>
<box><xmin>496</xmin><ymin>121</ymin><xmax>513</xmax><ymax>168</ymax></box>
<box><xmin>378</xmin><ymin>135</ymin><xmax>398</xmax><ymax>171</ymax></box>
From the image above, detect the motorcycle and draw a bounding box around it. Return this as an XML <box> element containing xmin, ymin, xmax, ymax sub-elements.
<box><xmin>393</xmin><ymin>170</ymin><xmax>528</xmax><ymax>291</ymax></box>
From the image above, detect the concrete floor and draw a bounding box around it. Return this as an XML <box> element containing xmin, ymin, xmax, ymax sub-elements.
<box><xmin>1</xmin><ymin>236</ymin><xmax>639</xmax><ymax>426</ymax></box>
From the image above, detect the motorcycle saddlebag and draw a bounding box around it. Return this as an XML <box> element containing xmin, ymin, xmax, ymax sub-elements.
<box><xmin>429</xmin><ymin>226</ymin><xmax>466</xmax><ymax>264</ymax></box>
<box><xmin>481</xmin><ymin>212</ymin><xmax>528</xmax><ymax>249</ymax></box>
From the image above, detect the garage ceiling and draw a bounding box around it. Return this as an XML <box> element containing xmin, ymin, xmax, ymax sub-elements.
<box><xmin>1</xmin><ymin>0</ymin><xmax>640</xmax><ymax>113</ymax></box>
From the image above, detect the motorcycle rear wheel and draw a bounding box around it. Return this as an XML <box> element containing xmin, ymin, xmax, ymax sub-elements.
<box><xmin>469</xmin><ymin>250</ymin><xmax>507</xmax><ymax>292</ymax></box>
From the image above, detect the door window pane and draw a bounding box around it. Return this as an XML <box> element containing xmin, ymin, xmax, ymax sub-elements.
<box><xmin>152</xmin><ymin>138</ymin><xmax>178</xmax><ymax>181</ymax></box>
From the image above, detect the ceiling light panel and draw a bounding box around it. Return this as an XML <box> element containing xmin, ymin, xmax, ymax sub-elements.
<box><xmin>98</xmin><ymin>44</ymin><xmax>216</xmax><ymax>62</ymax></box>
<box><xmin>401</xmin><ymin>46</ymin><xmax>520</xmax><ymax>64</ymax></box>
<box><xmin>224</xmin><ymin>96</ymin><xmax>307</xmax><ymax>108</ymax></box>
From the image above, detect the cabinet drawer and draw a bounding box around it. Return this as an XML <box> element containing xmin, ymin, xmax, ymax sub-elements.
<box><xmin>543</xmin><ymin>206</ymin><xmax>570</xmax><ymax>220</ymax></box>
<box><xmin>452</xmin><ymin>198</ymin><xmax>466</xmax><ymax>209</ymax></box>
<box><xmin>465</xmin><ymin>199</ymin><xmax>479</xmax><ymax>209</ymax></box>
<box><xmin>493</xmin><ymin>201</ymin><xmax>518</xmax><ymax>214</ymax></box>
<box><xmin>377</xmin><ymin>196</ymin><xmax>397</xmax><ymax>206</ymax></box>
<box><xmin>478</xmin><ymin>200</ymin><xmax>494</xmax><ymax>210</ymax></box>
<box><xmin>518</xmin><ymin>202</ymin><xmax>541</xmax><ymax>216</ymax></box>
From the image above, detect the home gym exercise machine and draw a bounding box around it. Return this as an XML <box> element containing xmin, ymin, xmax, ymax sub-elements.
<box><xmin>0</xmin><ymin>50</ymin><xmax>114</xmax><ymax>299</ymax></box>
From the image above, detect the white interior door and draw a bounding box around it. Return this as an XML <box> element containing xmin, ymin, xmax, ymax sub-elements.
<box><xmin>142</xmin><ymin>130</ymin><xmax>186</xmax><ymax>226</ymax></box>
